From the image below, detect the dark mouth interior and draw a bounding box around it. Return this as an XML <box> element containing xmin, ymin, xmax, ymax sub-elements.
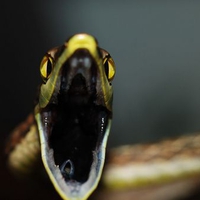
<box><xmin>46</xmin><ymin>51</ymin><xmax>109</xmax><ymax>183</ymax></box>
<box><xmin>49</xmin><ymin>102</ymin><xmax>106</xmax><ymax>183</ymax></box>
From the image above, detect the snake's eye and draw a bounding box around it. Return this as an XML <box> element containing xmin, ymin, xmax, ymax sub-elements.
<box><xmin>40</xmin><ymin>54</ymin><xmax>54</xmax><ymax>82</ymax></box>
<box><xmin>100</xmin><ymin>48</ymin><xmax>116</xmax><ymax>82</ymax></box>
<box><xmin>103</xmin><ymin>56</ymin><xmax>115</xmax><ymax>82</ymax></box>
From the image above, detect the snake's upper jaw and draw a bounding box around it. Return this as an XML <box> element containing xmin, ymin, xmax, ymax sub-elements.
<box><xmin>35</xmin><ymin>110</ymin><xmax>111</xmax><ymax>200</ymax></box>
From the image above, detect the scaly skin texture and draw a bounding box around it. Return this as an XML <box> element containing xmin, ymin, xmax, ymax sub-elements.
<box><xmin>6</xmin><ymin>114</ymin><xmax>41</xmax><ymax>176</ymax></box>
<box><xmin>103</xmin><ymin>133</ymin><xmax>200</xmax><ymax>189</ymax></box>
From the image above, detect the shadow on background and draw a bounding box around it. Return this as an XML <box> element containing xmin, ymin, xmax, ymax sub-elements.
<box><xmin>1</xmin><ymin>1</ymin><xmax>200</xmax><ymax>199</ymax></box>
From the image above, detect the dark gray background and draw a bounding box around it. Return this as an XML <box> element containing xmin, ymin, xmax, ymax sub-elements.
<box><xmin>1</xmin><ymin>1</ymin><xmax>200</xmax><ymax>199</ymax></box>
<box><xmin>2</xmin><ymin>1</ymin><xmax>200</xmax><ymax>146</ymax></box>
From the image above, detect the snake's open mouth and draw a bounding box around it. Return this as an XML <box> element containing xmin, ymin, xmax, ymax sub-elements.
<box><xmin>36</xmin><ymin>48</ymin><xmax>111</xmax><ymax>198</ymax></box>
<box><xmin>48</xmin><ymin>79</ymin><xmax>109</xmax><ymax>183</ymax></box>
<box><xmin>48</xmin><ymin>100</ymin><xmax>109</xmax><ymax>183</ymax></box>
<box><xmin>47</xmin><ymin>49</ymin><xmax>109</xmax><ymax>183</ymax></box>
<box><xmin>35</xmin><ymin>34</ymin><xmax>115</xmax><ymax>200</ymax></box>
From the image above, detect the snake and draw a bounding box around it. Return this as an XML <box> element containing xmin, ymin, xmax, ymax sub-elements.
<box><xmin>6</xmin><ymin>33</ymin><xmax>115</xmax><ymax>200</ymax></box>
<box><xmin>6</xmin><ymin>33</ymin><xmax>200</xmax><ymax>200</ymax></box>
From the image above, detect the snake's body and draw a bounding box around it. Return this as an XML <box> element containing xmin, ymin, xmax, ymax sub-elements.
<box><xmin>6</xmin><ymin>34</ymin><xmax>200</xmax><ymax>200</ymax></box>
<box><xmin>104</xmin><ymin>133</ymin><xmax>200</xmax><ymax>189</ymax></box>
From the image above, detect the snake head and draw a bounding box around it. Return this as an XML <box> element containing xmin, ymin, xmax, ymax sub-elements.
<box><xmin>35</xmin><ymin>34</ymin><xmax>115</xmax><ymax>200</ymax></box>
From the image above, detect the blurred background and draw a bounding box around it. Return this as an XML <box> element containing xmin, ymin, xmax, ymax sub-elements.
<box><xmin>1</xmin><ymin>1</ymin><xmax>200</xmax><ymax>199</ymax></box>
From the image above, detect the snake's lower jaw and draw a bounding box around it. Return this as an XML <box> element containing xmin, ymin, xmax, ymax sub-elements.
<box><xmin>35</xmin><ymin>112</ymin><xmax>111</xmax><ymax>200</ymax></box>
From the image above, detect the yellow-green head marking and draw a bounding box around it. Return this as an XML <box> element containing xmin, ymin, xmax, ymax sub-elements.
<box><xmin>38</xmin><ymin>34</ymin><xmax>115</xmax><ymax>111</ymax></box>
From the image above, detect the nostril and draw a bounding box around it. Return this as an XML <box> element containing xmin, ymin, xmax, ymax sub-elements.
<box><xmin>60</xmin><ymin>160</ymin><xmax>75</xmax><ymax>179</ymax></box>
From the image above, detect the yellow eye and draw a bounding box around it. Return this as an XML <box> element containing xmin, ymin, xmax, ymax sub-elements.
<box><xmin>103</xmin><ymin>56</ymin><xmax>116</xmax><ymax>82</ymax></box>
<box><xmin>40</xmin><ymin>55</ymin><xmax>54</xmax><ymax>82</ymax></box>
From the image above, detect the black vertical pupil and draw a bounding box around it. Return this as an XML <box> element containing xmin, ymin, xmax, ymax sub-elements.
<box><xmin>47</xmin><ymin>59</ymin><xmax>52</xmax><ymax>77</ymax></box>
<box><xmin>104</xmin><ymin>60</ymin><xmax>109</xmax><ymax>78</ymax></box>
